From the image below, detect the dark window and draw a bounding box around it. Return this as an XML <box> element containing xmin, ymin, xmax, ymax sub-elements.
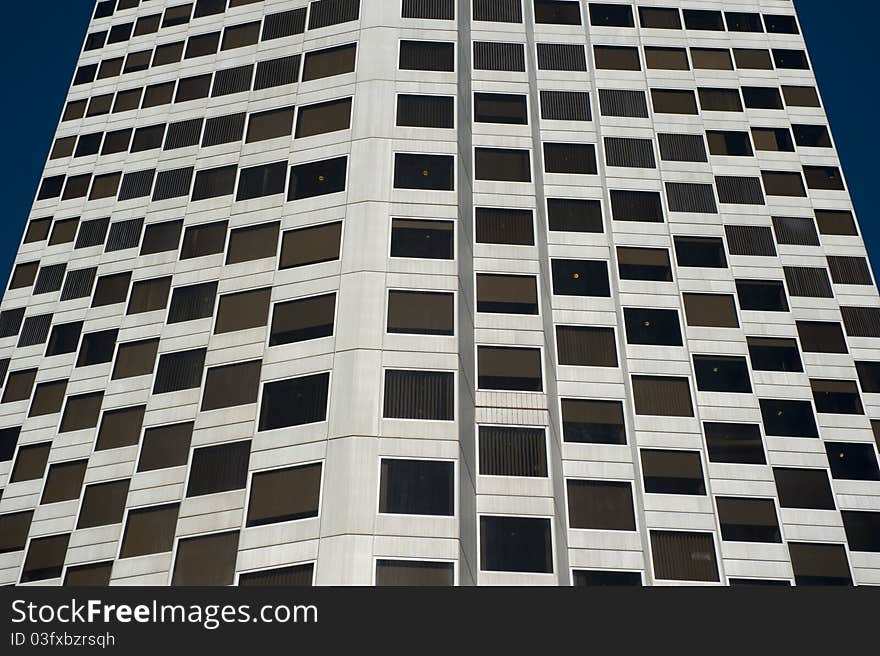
<box><xmin>375</xmin><ymin>560</ymin><xmax>452</xmax><ymax>587</ymax></box>
<box><xmin>715</xmin><ymin>176</ymin><xmax>766</xmax><ymax>205</ymax></box>
<box><xmin>162</xmin><ymin>4</ymin><xmax>192</xmax><ymax>27</ymax></box>
<box><xmin>675</xmin><ymin>237</ymin><xmax>727</xmax><ymax>268</ymax></box>
<box><xmin>856</xmin><ymin>361</ymin><xmax>880</xmax><ymax>393</ymax></box>
<box><xmin>34</xmin><ymin>264</ymin><xmax>67</xmax><ymax>295</ymax></box>
<box><xmin>172</xmin><ymin>531</ymin><xmax>241</xmax><ymax>586</ymax></box>
<box><xmin>726</xmin><ymin>12</ymin><xmax>763</xmax><ymax>32</ymax></box>
<box><xmin>258</xmin><ymin>373</ymin><xmax>330</xmax><ymax>430</ymax></box>
<box><xmin>699</xmin><ymin>88</ymin><xmax>742</xmax><ymax>112</ymax></box>
<box><xmin>825</xmin><ymin>442</ymin><xmax>880</xmax><ymax>481</ymax></box>
<box><xmin>547</xmin><ymin>199</ymin><xmax>601</xmax><ymax>233</ymax></box>
<box><xmin>480</xmin><ymin>516</ymin><xmax>552</xmax><ymax>573</ymax></box>
<box><xmin>772</xmin><ymin>216</ymin><xmax>820</xmax><ymax>246</ymax></box>
<box><xmin>602</xmin><ymin>88</ymin><xmax>650</xmax><ymax>117</ymax></box>
<box><xmin>142</xmin><ymin>82</ymin><xmax>175</xmax><ymax>108</ymax></box>
<box><xmin>774</xmin><ymin>468</ymin><xmax>835</xmax><ymax>510</ymax></box>
<box><xmin>658</xmin><ymin>133</ymin><xmax>707</xmax><ymax>162</ymax></box>
<box><xmin>49</xmin><ymin>218</ymin><xmax>80</xmax><ymax>245</ymax></box>
<box><xmin>303</xmin><ymin>43</ymin><xmax>356</xmax><ymax>80</ymax></box>
<box><xmin>383</xmin><ymin>370</ymin><xmax>453</xmax><ymax>420</ymax></box>
<box><xmin>308</xmin><ymin>0</ymin><xmax>360</xmax><ymax>29</ymax></box>
<box><xmin>762</xmin><ymin>171</ymin><xmax>807</xmax><ymax>197</ymax></box>
<box><xmin>37</xmin><ymin>176</ymin><xmax>64</xmax><ymax>200</ymax></box>
<box><xmin>594</xmin><ymin>46</ymin><xmax>640</xmax><ymax>71</ymax></box>
<box><xmin>64</xmin><ymin>562</ymin><xmax>112</xmax><ymax>587</ymax></box>
<box><xmin>551</xmin><ymin>259</ymin><xmax>610</xmax><ymax>296</ymax></box>
<box><xmin>537</xmin><ymin>0</ymin><xmax>583</xmax><ymax>24</ymax></box>
<box><xmin>631</xmin><ymin>376</ymin><xmax>693</xmax><ymax>417</ymax></box>
<box><xmin>127</xmin><ymin>277</ymin><xmax>172</xmax><ymax>315</ymax></box>
<box><xmin>624</xmin><ymin>308</ymin><xmax>682</xmax><ymax>346</ymax></box>
<box><xmin>262</xmin><ymin>8</ymin><xmax>307</xmax><ymax>40</ymax></box>
<box><xmin>691</xmin><ymin>47</ymin><xmax>733</xmax><ymax>70</ymax></box>
<box><xmin>288</xmin><ymin>156</ymin><xmax>348</xmax><ymax>199</ymax></box>
<box><xmin>725</xmin><ymin>225</ymin><xmax>776</xmax><ymax>257</ymax></box>
<box><xmin>561</xmin><ymin>398</ymin><xmax>625</xmax><ymax>445</ymax></box>
<box><xmin>185</xmin><ymin>32</ymin><xmax>219</xmax><ymax>59</ymax></box>
<box><xmin>379</xmin><ymin>459</ymin><xmax>454</xmax><ymax>516</ymax></box>
<box><xmin>641</xmin><ymin>450</ymin><xmax>705</xmax><ymax>495</ymax></box>
<box><xmin>666</xmin><ymin>183</ymin><xmax>716</xmax><ymax>213</ymax></box>
<box><xmin>0</xmin><ymin>511</ymin><xmax>33</xmax><ymax>553</ymax></box>
<box><xmin>201</xmin><ymin>361</ymin><xmax>262</xmax><ymax>411</ymax></box>
<box><xmin>254</xmin><ymin>55</ymin><xmax>298</xmax><ymax>90</ymax></box>
<box><xmin>102</xmin><ymin>128</ymin><xmax>133</xmax><ymax>155</ymax></box>
<box><xmin>474</xmin><ymin>93</ymin><xmax>527</xmax><ymax>125</ymax></box>
<box><xmin>137</xmin><ymin>422</ymin><xmax>193</xmax><ymax>472</ymax></box>
<box><xmin>75</xmin><ymin>132</ymin><xmax>102</xmax><ymax>158</ymax></box>
<box><xmin>789</xmin><ymin>543</ymin><xmax>852</xmax><ymax>586</ymax></box>
<box><xmin>842</xmin><ymin>511</ymin><xmax>880</xmax><ymax>552</ymax></box>
<box><xmin>573</xmin><ymin>570</ymin><xmax>641</xmax><ymax>586</ymax></box>
<box><xmin>736</xmin><ymin>280</ymin><xmax>788</xmax><ymax>313</ymax></box>
<box><xmin>394</xmin><ymin>153</ymin><xmax>454</xmax><ymax>190</ymax></box>
<box><xmin>164</xmin><ymin>119</ymin><xmax>203</xmax><ymax>150</ymax></box>
<box><xmin>396</xmin><ymin>94</ymin><xmax>455</xmax><ymax>128</ymax></box>
<box><xmin>479</xmin><ymin>426</ymin><xmax>547</xmax><ymax>477</ymax></box>
<box><xmin>247</xmin><ymin>463</ymin><xmax>322</xmax><ymax>527</ymax></box>
<box><xmin>760</xmin><ymin>399</ymin><xmax>819</xmax><ymax>438</ymax></box>
<box><xmin>211</xmin><ymin>65</ymin><xmax>254</xmax><ymax>96</ymax></box>
<box><xmin>120</xmin><ymin>504</ymin><xmax>180</xmax><ymax>558</ymax></box>
<box><xmin>279</xmin><ymin>222</ymin><xmax>342</xmax><ymax>269</ymax></box>
<box><xmin>473</xmin><ymin>0</ymin><xmax>522</xmax><ymax>22</ymax></box>
<box><xmin>478</xmin><ymin>346</ymin><xmax>542</xmax><ymax>391</ymax></box>
<box><xmin>567</xmin><ymin>480</ymin><xmax>635</xmax><ymax>530</ymax></box>
<box><xmin>24</xmin><ymin>218</ymin><xmax>52</xmax><ymax>244</ymax></box>
<box><xmin>391</xmin><ymin>219</ymin><xmax>454</xmax><ymax>258</ymax></box>
<box><xmin>112</xmin><ymin>339</ymin><xmax>159</xmax><ymax>380</ymax></box>
<box><xmin>21</xmin><ymin>534</ymin><xmax>70</xmax><ymax>583</ymax></box>
<box><xmin>707</xmin><ymin>130</ymin><xmax>753</xmax><ymax>157</ymax></box>
<box><xmin>748</xmin><ymin>338</ymin><xmax>803</xmax><ymax>373</ymax></box>
<box><xmin>152</xmin><ymin>167</ymin><xmax>195</xmax><ymax>202</ymax></box>
<box><xmin>152</xmin><ymin>42</ymin><xmax>185</xmax><ymax>67</ymax></box>
<box><xmin>545</xmin><ymin>143</ymin><xmax>597</xmax><ymax>174</ymax></box>
<box><xmin>41</xmin><ymin>460</ymin><xmax>88</xmax><ymax>504</ymax></box>
<box><xmin>91</xmin><ymin>272</ymin><xmax>132</xmax><ymax>308</ymax></box>
<box><xmin>118</xmin><ymin>170</ymin><xmax>155</xmax><ymax>201</ymax></box>
<box><xmin>704</xmin><ymin>423</ymin><xmax>765</xmax><ymax>465</ymax></box>
<box><xmin>47</xmin><ymin>322</ymin><xmax>84</xmax><ymax>358</ymax></box>
<box><xmin>59</xmin><ymin>392</ymin><xmax>103</xmax><ymax>433</ymax></box>
<box><xmin>610</xmin><ymin>190</ymin><xmax>663</xmax><ymax>223</ymax></box>
<box><xmin>804</xmin><ymin>166</ymin><xmax>845</xmax><ymax>191</ymax></box>
<box><xmin>827</xmin><ymin>256</ymin><xmax>873</xmax><ymax>286</ymax></box>
<box><xmin>476</xmin><ymin>275</ymin><xmax>537</xmax><ymax>315</ymax></box>
<box><xmin>216</xmin><ymin>288</ymin><xmax>272</xmax><ymax>335</ymax></box>
<box><xmin>50</xmin><ymin>137</ymin><xmax>75</xmax><ymax>159</ymax></box>
<box><xmin>784</xmin><ymin>266</ymin><xmax>834</xmax><ymax>298</ymax></box>
<box><xmin>475</xmin><ymin>208</ymin><xmax>534</xmax><ymax>245</ymax></box>
<box><xmin>645</xmin><ymin>47</ymin><xmax>688</xmax><ymax>70</ymax></box>
<box><xmin>398</xmin><ymin>40</ymin><xmax>454</xmax><ymax>72</ymax></box>
<box><xmin>194</xmin><ymin>0</ymin><xmax>226</xmax><ymax>18</ymax></box>
<box><xmin>638</xmin><ymin>6</ymin><xmax>680</xmax><ymax>29</ymax></box>
<box><xmin>114</xmin><ymin>87</ymin><xmax>142</xmax><ymax>113</ymax></box>
<box><xmin>842</xmin><ymin>306</ymin><xmax>880</xmax><ymax>338</ymax></box>
<box><xmin>11</xmin><ymin>442</ymin><xmax>50</xmax><ymax>482</ymax></box>
<box><xmin>295</xmin><ymin>98</ymin><xmax>352</xmax><ymax>138</ymax></box>
<box><xmin>616</xmin><ymin>247</ymin><xmax>672</xmax><ymax>282</ymax></box>
<box><xmin>556</xmin><ymin>326</ymin><xmax>617</xmax><ymax>367</ymax></box>
<box><xmin>387</xmin><ymin>290</ymin><xmax>454</xmax><ymax>335</ymax></box>
<box><xmin>168</xmin><ymin>282</ymin><xmax>218</xmax><ymax>324</ymax></box>
<box><xmin>797</xmin><ymin>321</ymin><xmax>848</xmax><ymax>354</ymax></box>
<box><xmin>153</xmin><ymin>349</ymin><xmax>207</xmax><ymax>394</ymax></box>
<box><xmin>95</xmin><ymin>405</ymin><xmax>145</xmax><ymax>451</ymax></box>
<box><xmin>62</xmin><ymin>100</ymin><xmax>87</xmax><ymax>122</ymax></box>
<box><xmin>733</xmin><ymin>48</ymin><xmax>772</xmax><ymax>69</ymax></box>
<box><xmin>793</xmin><ymin>124</ymin><xmax>832</xmax><ymax>148</ymax></box>
<box><xmin>202</xmin><ymin>113</ymin><xmax>246</xmax><ymax>147</ymax></box>
<box><xmin>742</xmin><ymin>87</ymin><xmax>784</xmax><ymax>110</ymax></box>
<box><xmin>475</xmin><ymin>148</ymin><xmax>531</xmax><ymax>182</ymax></box>
<box><xmin>226</xmin><ymin>222</ymin><xmax>280</xmax><ymax>265</ymax></box>
<box><xmin>474</xmin><ymin>42</ymin><xmax>526</xmax><ymax>72</ymax></box>
<box><xmin>773</xmin><ymin>49</ymin><xmax>809</xmax><ymax>70</ymax></box>
<box><xmin>239</xmin><ymin>564</ymin><xmax>314</xmax><ymax>587</ymax></box>
<box><xmin>246</xmin><ymin>107</ymin><xmax>295</xmax><ymax>143</ymax></box>
<box><xmin>0</xmin><ymin>426</ymin><xmax>21</xmax><ymax>463</ymax></box>
<box><xmin>683</xmin><ymin>9</ymin><xmax>723</xmax><ymax>30</ymax></box>
<box><xmin>191</xmin><ymin>166</ymin><xmax>237</xmax><ymax>201</ymax></box>
<box><xmin>236</xmin><ymin>161</ymin><xmax>287</xmax><ymax>201</ymax></box>
<box><xmin>537</xmin><ymin>43</ymin><xmax>587</xmax><ymax>72</ymax></box>
<box><xmin>75</xmin><ymin>329</ymin><xmax>118</xmax><ymax>368</ymax></box>
<box><xmin>29</xmin><ymin>380</ymin><xmax>68</xmax><ymax>417</ymax></box>
<box><xmin>187</xmin><ymin>441</ymin><xmax>251</xmax><ymax>497</ymax></box>
<box><xmin>540</xmin><ymin>90</ymin><xmax>591</xmax><ymax>121</ymax></box>
<box><xmin>18</xmin><ymin>314</ymin><xmax>53</xmax><ymax>348</ymax></box>
<box><xmin>77</xmin><ymin>479</ymin><xmax>130</xmax><ymax>529</ymax></box>
<box><xmin>222</xmin><ymin>22</ymin><xmax>260</xmax><ymax>50</ymax></box>
<box><xmin>693</xmin><ymin>355</ymin><xmax>752</xmax><ymax>393</ymax></box>
<box><xmin>2</xmin><ymin>369</ymin><xmax>37</xmax><ymax>404</ymax></box>
<box><xmin>650</xmin><ymin>531</ymin><xmax>719</xmax><ymax>582</ymax></box>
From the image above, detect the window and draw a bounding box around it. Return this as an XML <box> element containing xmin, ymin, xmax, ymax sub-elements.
<box><xmin>29</xmin><ymin>380</ymin><xmax>68</xmax><ymax>417</ymax></box>
<box><xmin>46</xmin><ymin>322</ymin><xmax>83</xmax><ymax>357</ymax></box>
<box><xmin>789</xmin><ymin>543</ymin><xmax>851</xmax><ymax>586</ymax></box>
<box><xmin>288</xmin><ymin>156</ymin><xmax>348</xmax><ymax>199</ymax></box>
<box><xmin>538</xmin><ymin>0</ymin><xmax>582</xmax><ymax>24</ymax></box>
<box><xmin>202</xmin><ymin>361</ymin><xmax>262</xmax><ymax>411</ymax></box>
<box><xmin>187</xmin><ymin>441</ymin><xmax>251</xmax><ymax>496</ymax></box>
<box><xmin>476</xmin><ymin>208</ymin><xmax>534</xmax><ymax>244</ymax></box>
<box><xmin>41</xmin><ymin>460</ymin><xmax>87</xmax><ymax>504</ymax></box>
<box><xmin>113</xmin><ymin>90</ymin><xmax>142</xmax><ymax>114</ymax></box>
<box><xmin>726</xmin><ymin>11</ymin><xmax>763</xmax><ymax>32</ymax></box>
<box><xmin>683</xmin><ymin>9</ymin><xmax>723</xmax><ymax>30</ymax></box>
<box><xmin>567</xmin><ymin>480</ymin><xmax>635</xmax><ymax>530</ymax></box>
<box><xmin>602</xmin><ymin>89</ymin><xmax>649</xmax><ymax>118</ymax></box>
<box><xmin>259</xmin><ymin>373</ymin><xmax>330</xmax><ymax>430</ymax></box>
<box><xmin>18</xmin><ymin>314</ymin><xmax>53</xmax><ymax>348</ymax></box>
<box><xmin>303</xmin><ymin>43</ymin><xmax>357</xmax><ymax>80</ymax></box>
<box><xmin>49</xmin><ymin>218</ymin><xmax>80</xmax><ymax>245</ymax></box>
<box><xmin>699</xmin><ymin>88</ymin><xmax>742</xmax><ymax>112</ymax></box>
<box><xmin>0</xmin><ymin>308</ymin><xmax>26</xmax><ymax>339</ymax></box>
<box><xmin>715</xmin><ymin>174</ymin><xmax>767</xmax><ymax>203</ymax></box>
<box><xmin>383</xmin><ymin>370</ymin><xmax>453</xmax><ymax>420</ymax></box>
<box><xmin>308</xmin><ymin>0</ymin><xmax>360</xmax><ymax>29</ymax></box>
<box><xmin>127</xmin><ymin>277</ymin><xmax>171</xmax><ymax>315</ymax></box>
<box><xmin>21</xmin><ymin>534</ymin><xmax>70</xmax><ymax>583</ymax></box>
<box><xmin>387</xmin><ymin>290</ymin><xmax>454</xmax><ymax>335</ymax></box>
<box><xmin>92</xmin><ymin>272</ymin><xmax>131</xmax><ymax>308</ymax></box>
<box><xmin>239</xmin><ymin>564</ymin><xmax>314</xmax><ymax>587</ymax></box>
<box><xmin>856</xmin><ymin>361</ymin><xmax>880</xmax><ymax>393</ymax></box>
<box><xmin>631</xmin><ymin>376</ymin><xmax>693</xmax><ymax>417</ymax></box>
<box><xmin>793</xmin><ymin>124</ymin><xmax>832</xmax><ymax>148</ymax></box>
<box><xmin>37</xmin><ymin>176</ymin><xmax>64</xmax><ymax>200</ymax></box>
<box><xmin>164</xmin><ymin>119</ymin><xmax>203</xmax><ymax>150</ymax></box>
<box><xmin>624</xmin><ymin>308</ymin><xmax>682</xmax><ymax>346</ymax></box>
<box><xmin>216</xmin><ymin>288</ymin><xmax>271</xmax><ymax>335</ymax></box>
<box><xmin>842</xmin><ymin>306</ymin><xmax>880</xmax><ymax>338</ymax></box>
<box><xmin>137</xmin><ymin>422</ymin><xmax>193</xmax><ymax>472</ymax></box>
<box><xmin>774</xmin><ymin>468</ymin><xmax>834</xmax><ymax>509</ymax></box>
<box><xmin>689</xmin><ymin>48</ymin><xmax>732</xmax><ymax>71</ymax></box>
<box><xmin>573</xmin><ymin>570</ymin><xmax>641</xmax><ymax>586</ymax></box>
<box><xmin>118</xmin><ymin>170</ymin><xmax>155</xmax><ymax>201</ymax></box>
<box><xmin>475</xmin><ymin>148</ymin><xmax>531</xmax><ymax>182</ymax></box>
<box><xmin>168</xmin><ymin>282</ymin><xmax>218</xmax><ymax>326</ymax></box>
<box><xmin>375</xmin><ymin>560</ymin><xmax>453</xmax><ymax>587</ymax></box>
<box><xmin>762</xmin><ymin>171</ymin><xmax>807</xmax><ymax>197</ymax></box>
<box><xmin>397</xmin><ymin>95</ymin><xmax>455</xmax><ymax>128</ymax></box>
<box><xmin>77</xmin><ymin>479</ymin><xmax>130</xmax><ymax>528</ymax></box>
<box><xmin>181</xmin><ymin>222</ymin><xmax>228</xmax><ymax>260</ymax></box>
<box><xmin>704</xmin><ymin>422</ymin><xmax>765</xmax><ymax>465</ymax></box>
<box><xmin>760</xmin><ymin>399</ymin><xmax>819</xmax><ymax>438</ymax></box>
<box><xmin>295</xmin><ymin>98</ymin><xmax>353</xmax><ymax>139</ymax></box>
<box><xmin>11</xmin><ymin>442</ymin><xmax>50</xmax><ymax>482</ymax></box>
<box><xmin>172</xmin><ymin>531</ymin><xmax>240</xmax><ymax>586</ymax></box>
<box><xmin>476</xmin><ymin>275</ymin><xmax>537</xmax><ymax>314</ymax></box>
<box><xmin>593</xmin><ymin>46</ymin><xmax>640</xmax><ymax>71</ymax></box>
<box><xmin>693</xmin><ymin>355</ymin><xmax>752</xmax><ymax>393</ymax></box>
<box><xmin>561</xmin><ymin>398</ymin><xmax>625</xmax><ymax>444</ymax></box>
<box><xmin>743</xmin><ymin>87</ymin><xmax>784</xmax><ymax>110</ymax></box>
<box><xmin>773</xmin><ymin>216</ymin><xmax>820</xmax><ymax>246</ymax></box>
<box><xmin>379</xmin><ymin>459</ymin><xmax>454</xmax><ymax>516</ymax></box>
<box><xmin>2</xmin><ymin>369</ymin><xmax>37</xmax><ymax>404</ymax></box>
<box><xmin>725</xmin><ymin>225</ymin><xmax>775</xmax><ymax>257</ymax></box>
<box><xmin>64</xmin><ymin>562</ymin><xmax>113</xmax><ymax>587</ymax></box>
<box><xmin>75</xmin><ymin>133</ymin><xmax>102</xmax><ymax>158</ymax></box>
<box><xmin>478</xmin><ymin>346</ymin><xmax>542</xmax><ymax>391</ymax></box>
<box><xmin>34</xmin><ymin>264</ymin><xmax>66</xmax><ymax>294</ymax></box>
<box><xmin>163</xmin><ymin>4</ymin><xmax>192</xmax><ymax>27</ymax></box>
<box><xmin>540</xmin><ymin>90</ymin><xmax>591</xmax><ymax>122</ymax></box>
<box><xmin>191</xmin><ymin>166</ymin><xmax>236</xmax><ymax>202</ymax></box>
<box><xmin>224</xmin><ymin>223</ymin><xmax>279</xmax><ymax>265</ymax></box>
<box><xmin>51</xmin><ymin>137</ymin><xmax>75</xmax><ymax>159</ymax></box>
<box><xmin>242</xmin><ymin>107</ymin><xmax>295</xmax><ymax>144</ymax></box>
<box><xmin>153</xmin><ymin>348</ymin><xmax>206</xmax><ymax>394</ymax></box>
<box><xmin>638</xmin><ymin>6</ymin><xmax>680</xmax><ymax>29</ymax></box>
<box><xmin>59</xmin><ymin>392</ymin><xmax>103</xmax><ymax>433</ymax></box>
<box><xmin>474</xmin><ymin>42</ymin><xmax>525</xmax><ymax>72</ymax></box>
<box><xmin>556</xmin><ymin>326</ymin><xmax>617</xmax><ymax>367</ymax></box>
<box><xmin>479</xmin><ymin>426</ymin><xmax>547</xmax><ymax>477</ymax></box>
<box><xmin>262</xmin><ymin>8</ymin><xmax>307</xmax><ymax>39</ymax></box>
<box><xmin>152</xmin><ymin>168</ymin><xmax>195</xmax><ymax>202</ymax></box>
<box><xmin>617</xmin><ymin>247</ymin><xmax>672</xmax><ymax>282</ymax></box>
<box><xmin>707</xmin><ymin>131</ymin><xmax>753</xmax><ymax>157</ymax></box>
<box><xmin>736</xmin><ymin>280</ymin><xmax>788</xmax><ymax>313</ymax></box>
<box><xmin>473</xmin><ymin>0</ymin><xmax>522</xmax><ymax>22</ymax></box>
<box><xmin>254</xmin><ymin>55</ymin><xmax>298</xmax><ymax>91</ymax></box>
<box><xmin>185</xmin><ymin>32</ymin><xmax>220</xmax><ymax>59</ymax></box>
<box><xmin>650</xmin><ymin>531</ymin><xmax>719</xmax><ymax>582</ymax></box>
<box><xmin>480</xmin><ymin>516</ymin><xmax>552</xmax><ymax>573</ymax></box>
<box><xmin>212</xmin><ymin>65</ymin><xmax>254</xmax><ymax>96</ymax></box>
<box><xmin>605</xmin><ymin>138</ymin><xmax>655</xmax><ymax>169</ymax></box>
<box><xmin>536</xmin><ymin>43</ymin><xmax>587</xmax><ymax>72</ymax></box>
<box><xmin>825</xmin><ymin>443</ymin><xmax>879</xmax><ymax>480</ymax></box>
<box><xmin>235</xmin><ymin>162</ymin><xmax>287</xmax><ymax>202</ymax></box>
<box><xmin>399</xmin><ymin>40</ymin><xmax>454</xmax><ymax>72</ymax></box>
<box><xmin>675</xmin><ymin>237</ymin><xmax>727</xmax><ymax>268</ymax></box>
<box><xmin>152</xmin><ymin>41</ymin><xmax>185</xmax><ymax>67</ymax></box>
<box><xmin>644</xmin><ymin>47</ymin><xmax>688</xmax><ymax>70</ymax></box>
<box><xmin>773</xmin><ymin>49</ymin><xmax>809</xmax><ymax>70</ymax></box>
<box><xmin>748</xmin><ymin>338</ymin><xmax>803</xmax><ymax>372</ymax></box>
<box><xmin>783</xmin><ymin>85</ymin><xmax>821</xmax><ymax>108</ymax></box>
<box><xmin>666</xmin><ymin>183</ymin><xmax>716</xmax><ymax>214</ymax></box>
<box><xmin>474</xmin><ymin>93</ymin><xmax>527</xmax><ymax>125</ymax></box>
<box><xmin>279</xmin><ymin>222</ymin><xmax>342</xmax><ymax>269</ymax></box>
<box><xmin>551</xmin><ymin>259</ymin><xmax>610</xmax><ymax>296</ymax></box>
<box><xmin>547</xmin><ymin>199</ymin><xmax>601</xmax><ymax>233</ymax></box>
<box><xmin>62</xmin><ymin>100</ymin><xmax>87</xmax><ymax>121</ymax></box>
<box><xmin>815</xmin><ymin>210</ymin><xmax>857</xmax><ymax>237</ymax></box>
<box><xmin>247</xmin><ymin>463</ymin><xmax>321</xmax><ymax>527</ymax></box>
<box><xmin>203</xmin><ymin>113</ymin><xmax>246</xmax><ymax>147</ymax></box>
<box><xmin>195</xmin><ymin>0</ymin><xmax>226</xmax><ymax>18</ymax></box>
<box><xmin>394</xmin><ymin>153</ymin><xmax>454</xmax><ymax>190</ymax></box>
<box><xmin>95</xmin><ymin>405</ymin><xmax>145</xmax><ymax>451</ymax></box>
<box><xmin>0</xmin><ymin>426</ymin><xmax>20</xmax><ymax>463</ymax></box>
<box><xmin>222</xmin><ymin>21</ymin><xmax>259</xmax><ymax>50</ymax></box>
<box><xmin>24</xmin><ymin>218</ymin><xmax>52</xmax><ymax>243</ymax></box>
<box><xmin>796</xmin><ymin>321</ymin><xmax>848</xmax><ymax>354</ymax></box>
<box><xmin>391</xmin><ymin>219</ymin><xmax>453</xmax><ymax>258</ymax></box>
<box><xmin>0</xmin><ymin>511</ymin><xmax>33</xmax><ymax>554</ymax></box>
<box><xmin>828</xmin><ymin>256</ymin><xmax>873</xmax><ymax>286</ymax></box>
<box><xmin>733</xmin><ymin>48</ymin><xmax>772</xmax><ymax>69</ymax></box>
<box><xmin>842</xmin><ymin>511</ymin><xmax>880</xmax><ymax>552</ymax></box>
<box><xmin>641</xmin><ymin>450</ymin><xmax>705</xmax><ymax>495</ymax></box>
<box><xmin>804</xmin><ymin>166</ymin><xmax>845</xmax><ymax>191</ymax></box>
<box><xmin>784</xmin><ymin>267</ymin><xmax>834</xmax><ymax>298</ymax></box>
<box><xmin>142</xmin><ymin>82</ymin><xmax>174</xmax><ymax>108</ymax></box>
<box><xmin>610</xmin><ymin>190</ymin><xmax>663</xmax><ymax>223</ymax></box>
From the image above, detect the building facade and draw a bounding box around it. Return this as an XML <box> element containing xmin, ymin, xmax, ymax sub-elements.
<box><xmin>0</xmin><ymin>0</ymin><xmax>878</xmax><ymax>586</ymax></box>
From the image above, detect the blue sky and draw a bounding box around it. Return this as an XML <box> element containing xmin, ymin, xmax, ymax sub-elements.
<box><xmin>0</xmin><ymin>0</ymin><xmax>877</xmax><ymax>284</ymax></box>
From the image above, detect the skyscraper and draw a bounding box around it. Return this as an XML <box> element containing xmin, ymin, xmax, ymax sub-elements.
<box><xmin>0</xmin><ymin>0</ymin><xmax>878</xmax><ymax>587</ymax></box>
